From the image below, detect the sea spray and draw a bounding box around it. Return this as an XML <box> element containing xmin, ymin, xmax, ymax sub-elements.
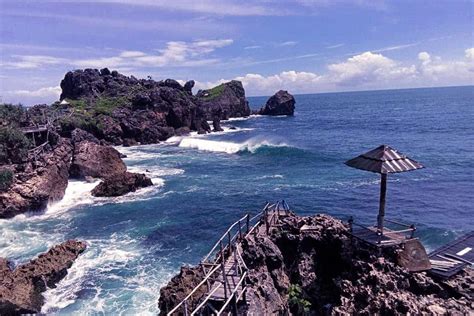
<box><xmin>178</xmin><ymin>136</ymin><xmax>293</xmax><ymax>154</ymax></box>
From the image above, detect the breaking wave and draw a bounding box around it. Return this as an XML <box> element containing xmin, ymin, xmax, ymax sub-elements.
<box><xmin>178</xmin><ymin>137</ymin><xmax>297</xmax><ymax>154</ymax></box>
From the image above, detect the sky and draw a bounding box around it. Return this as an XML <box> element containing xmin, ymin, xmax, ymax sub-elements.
<box><xmin>0</xmin><ymin>0</ymin><xmax>473</xmax><ymax>105</ymax></box>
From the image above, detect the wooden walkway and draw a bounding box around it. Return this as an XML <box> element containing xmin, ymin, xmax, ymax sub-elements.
<box><xmin>429</xmin><ymin>231</ymin><xmax>473</xmax><ymax>279</ymax></box>
<box><xmin>167</xmin><ymin>201</ymin><xmax>290</xmax><ymax>316</ymax></box>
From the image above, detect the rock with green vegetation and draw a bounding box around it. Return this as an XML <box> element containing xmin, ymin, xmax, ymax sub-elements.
<box><xmin>196</xmin><ymin>80</ymin><xmax>251</xmax><ymax>120</ymax></box>
<box><xmin>58</xmin><ymin>68</ymin><xmax>211</xmax><ymax>144</ymax></box>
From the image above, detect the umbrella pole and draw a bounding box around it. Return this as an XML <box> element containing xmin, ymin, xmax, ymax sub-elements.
<box><xmin>377</xmin><ymin>173</ymin><xmax>387</xmax><ymax>233</ymax></box>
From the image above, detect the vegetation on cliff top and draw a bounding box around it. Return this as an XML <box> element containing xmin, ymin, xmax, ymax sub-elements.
<box><xmin>201</xmin><ymin>84</ymin><xmax>226</xmax><ymax>100</ymax></box>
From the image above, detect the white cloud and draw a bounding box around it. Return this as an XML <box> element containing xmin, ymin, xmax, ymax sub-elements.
<box><xmin>195</xmin><ymin>48</ymin><xmax>474</xmax><ymax>96</ymax></box>
<box><xmin>326</xmin><ymin>43</ymin><xmax>344</xmax><ymax>49</ymax></box>
<box><xmin>277</xmin><ymin>41</ymin><xmax>298</xmax><ymax>47</ymax></box>
<box><xmin>4</xmin><ymin>39</ymin><xmax>234</xmax><ymax>70</ymax></box>
<box><xmin>5</xmin><ymin>55</ymin><xmax>66</xmax><ymax>69</ymax></box>
<box><xmin>9</xmin><ymin>86</ymin><xmax>61</xmax><ymax>98</ymax></box>
<box><xmin>327</xmin><ymin>51</ymin><xmax>416</xmax><ymax>86</ymax></box>
<box><xmin>465</xmin><ymin>48</ymin><xmax>474</xmax><ymax>60</ymax></box>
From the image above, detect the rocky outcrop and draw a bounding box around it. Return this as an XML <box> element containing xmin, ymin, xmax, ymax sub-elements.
<box><xmin>257</xmin><ymin>90</ymin><xmax>295</xmax><ymax>116</ymax></box>
<box><xmin>70</xmin><ymin>141</ymin><xmax>126</xmax><ymax>179</ymax></box>
<box><xmin>0</xmin><ymin>240</ymin><xmax>86</xmax><ymax>314</ymax></box>
<box><xmin>197</xmin><ymin>81</ymin><xmax>251</xmax><ymax>120</ymax></box>
<box><xmin>159</xmin><ymin>213</ymin><xmax>473</xmax><ymax>315</ymax></box>
<box><xmin>59</xmin><ymin>68</ymin><xmax>211</xmax><ymax>145</ymax></box>
<box><xmin>91</xmin><ymin>171</ymin><xmax>153</xmax><ymax>197</ymax></box>
<box><xmin>0</xmin><ymin>138</ymin><xmax>73</xmax><ymax>218</ymax></box>
<box><xmin>159</xmin><ymin>266</ymin><xmax>206</xmax><ymax>314</ymax></box>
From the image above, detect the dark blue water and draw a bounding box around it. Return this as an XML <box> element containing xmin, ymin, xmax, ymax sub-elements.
<box><xmin>1</xmin><ymin>86</ymin><xmax>473</xmax><ymax>314</ymax></box>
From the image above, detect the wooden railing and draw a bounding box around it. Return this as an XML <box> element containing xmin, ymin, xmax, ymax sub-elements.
<box><xmin>167</xmin><ymin>201</ymin><xmax>291</xmax><ymax>316</ymax></box>
<box><xmin>348</xmin><ymin>216</ymin><xmax>416</xmax><ymax>245</ymax></box>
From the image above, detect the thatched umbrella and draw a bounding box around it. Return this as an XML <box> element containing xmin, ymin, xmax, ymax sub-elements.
<box><xmin>345</xmin><ymin>145</ymin><xmax>424</xmax><ymax>232</ymax></box>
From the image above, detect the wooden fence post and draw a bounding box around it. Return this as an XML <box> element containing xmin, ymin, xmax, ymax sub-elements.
<box><xmin>220</xmin><ymin>241</ymin><xmax>227</xmax><ymax>300</ymax></box>
<box><xmin>246</xmin><ymin>214</ymin><xmax>250</xmax><ymax>234</ymax></box>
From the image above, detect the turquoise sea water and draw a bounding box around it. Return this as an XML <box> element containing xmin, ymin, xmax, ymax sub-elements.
<box><xmin>0</xmin><ymin>86</ymin><xmax>473</xmax><ymax>314</ymax></box>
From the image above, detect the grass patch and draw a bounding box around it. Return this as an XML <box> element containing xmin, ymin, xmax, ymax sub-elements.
<box><xmin>202</xmin><ymin>84</ymin><xmax>226</xmax><ymax>100</ymax></box>
<box><xmin>95</xmin><ymin>96</ymin><xmax>128</xmax><ymax>115</ymax></box>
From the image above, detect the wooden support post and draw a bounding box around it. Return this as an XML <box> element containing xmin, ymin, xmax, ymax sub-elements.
<box><xmin>265</xmin><ymin>211</ymin><xmax>269</xmax><ymax>235</ymax></box>
<box><xmin>184</xmin><ymin>300</ymin><xmax>188</xmax><ymax>316</ymax></box>
<box><xmin>377</xmin><ymin>173</ymin><xmax>387</xmax><ymax>233</ymax></box>
<box><xmin>231</xmin><ymin>296</ymin><xmax>238</xmax><ymax>315</ymax></box>
<box><xmin>238</xmin><ymin>220</ymin><xmax>242</xmax><ymax>240</ymax></box>
<box><xmin>234</xmin><ymin>244</ymin><xmax>238</xmax><ymax>274</ymax></box>
<box><xmin>220</xmin><ymin>242</ymin><xmax>228</xmax><ymax>300</ymax></box>
<box><xmin>227</xmin><ymin>231</ymin><xmax>232</xmax><ymax>255</ymax></box>
<box><xmin>246</xmin><ymin>214</ymin><xmax>250</xmax><ymax>234</ymax></box>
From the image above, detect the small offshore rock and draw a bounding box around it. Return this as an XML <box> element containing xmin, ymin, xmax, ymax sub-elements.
<box><xmin>91</xmin><ymin>172</ymin><xmax>153</xmax><ymax>197</ymax></box>
<box><xmin>258</xmin><ymin>90</ymin><xmax>295</xmax><ymax>116</ymax></box>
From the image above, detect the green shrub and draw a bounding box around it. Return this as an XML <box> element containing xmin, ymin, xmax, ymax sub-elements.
<box><xmin>0</xmin><ymin>169</ymin><xmax>13</xmax><ymax>191</ymax></box>
<box><xmin>0</xmin><ymin>127</ymin><xmax>32</xmax><ymax>164</ymax></box>
<box><xmin>0</xmin><ymin>103</ymin><xmax>27</xmax><ymax>127</ymax></box>
<box><xmin>288</xmin><ymin>284</ymin><xmax>311</xmax><ymax>314</ymax></box>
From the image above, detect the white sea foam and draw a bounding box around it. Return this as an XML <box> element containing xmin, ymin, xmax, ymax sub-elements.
<box><xmin>222</xmin><ymin>114</ymin><xmax>261</xmax><ymax>122</ymax></box>
<box><xmin>46</xmin><ymin>180</ymin><xmax>101</xmax><ymax>217</ymax></box>
<box><xmin>178</xmin><ymin>137</ymin><xmax>289</xmax><ymax>154</ymax></box>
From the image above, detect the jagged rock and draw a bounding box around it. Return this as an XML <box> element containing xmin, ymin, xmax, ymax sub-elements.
<box><xmin>158</xmin><ymin>266</ymin><xmax>206</xmax><ymax>315</ymax></box>
<box><xmin>91</xmin><ymin>172</ymin><xmax>153</xmax><ymax>197</ymax></box>
<box><xmin>0</xmin><ymin>240</ymin><xmax>86</xmax><ymax>314</ymax></box>
<box><xmin>0</xmin><ymin>138</ymin><xmax>73</xmax><ymax>218</ymax></box>
<box><xmin>184</xmin><ymin>80</ymin><xmax>195</xmax><ymax>95</ymax></box>
<box><xmin>71</xmin><ymin>128</ymin><xmax>99</xmax><ymax>144</ymax></box>
<box><xmin>70</xmin><ymin>141</ymin><xmax>126</xmax><ymax>179</ymax></box>
<box><xmin>159</xmin><ymin>213</ymin><xmax>473</xmax><ymax>315</ymax></box>
<box><xmin>212</xmin><ymin>117</ymin><xmax>223</xmax><ymax>132</ymax></box>
<box><xmin>257</xmin><ymin>90</ymin><xmax>295</xmax><ymax>116</ymax></box>
<box><xmin>197</xmin><ymin>81</ymin><xmax>251</xmax><ymax>120</ymax></box>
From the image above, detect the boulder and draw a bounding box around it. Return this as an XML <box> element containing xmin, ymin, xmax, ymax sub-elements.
<box><xmin>91</xmin><ymin>172</ymin><xmax>153</xmax><ymax>197</ymax></box>
<box><xmin>0</xmin><ymin>240</ymin><xmax>86</xmax><ymax>314</ymax></box>
<box><xmin>70</xmin><ymin>141</ymin><xmax>126</xmax><ymax>179</ymax></box>
<box><xmin>212</xmin><ymin>117</ymin><xmax>223</xmax><ymax>132</ymax></box>
<box><xmin>0</xmin><ymin>138</ymin><xmax>73</xmax><ymax>218</ymax></box>
<box><xmin>184</xmin><ymin>80</ymin><xmax>195</xmax><ymax>95</ymax></box>
<box><xmin>71</xmin><ymin>128</ymin><xmax>99</xmax><ymax>144</ymax></box>
<box><xmin>258</xmin><ymin>90</ymin><xmax>295</xmax><ymax>116</ymax></box>
<box><xmin>197</xmin><ymin>81</ymin><xmax>251</xmax><ymax>120</ymax></box>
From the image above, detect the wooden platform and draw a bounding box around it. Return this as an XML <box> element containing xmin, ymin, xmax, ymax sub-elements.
<box><xmin>350</xmin><ymin>225</ymin><xmax>413</xmax><ymax>247</ymax></box>
<box><xmin>208</xmin><ymin>255</ymin><xmax>242</xmax><ymax>301</ymax></box>
<box><xmin>429</xmin><ymin>231</ymin><xmax>474</xmax><ymax>279</ymax></box>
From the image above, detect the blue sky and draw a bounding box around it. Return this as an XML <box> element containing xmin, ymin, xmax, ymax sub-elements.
<box><xmin>0</xmin><ymin>0</ymin><xmax>473</xmax><ymax>105</ymax></box>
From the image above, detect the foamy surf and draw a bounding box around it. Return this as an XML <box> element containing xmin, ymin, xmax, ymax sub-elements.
<box><xmin>178</xmin><ymin>137</ymin><xmax>291</xmax><ymax>154</ymax></box>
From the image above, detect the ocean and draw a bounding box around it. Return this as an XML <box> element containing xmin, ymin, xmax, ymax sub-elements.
<box><xmin>0</xmin><ymin>86</ymin><xmax>473</xmax><ymax>314</ymax></box>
